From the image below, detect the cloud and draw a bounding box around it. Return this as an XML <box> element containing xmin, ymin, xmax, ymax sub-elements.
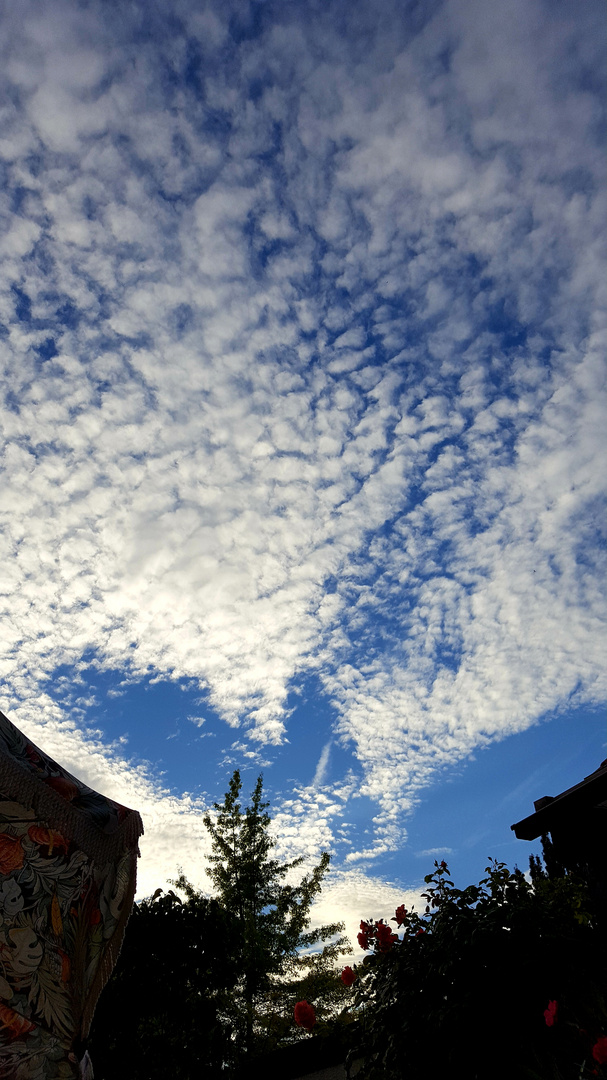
<box><xmin>415</xmin><ymin>847</ymin><xmax>453</xmax><ymax>859</ymax></box>
<box><xmin>313</xmin><ymin>741</ymin><xmax>332</xmax><ymax>787</ymax></box>
<box><xmin>311</xmin><ymin>869</ymin><xmax>426</xmax><ymax>962</ymax></box>
<box><xmin>0</xmin><ymin>0</ymin><xmax>604</xmax><ymax>895</ymax></box>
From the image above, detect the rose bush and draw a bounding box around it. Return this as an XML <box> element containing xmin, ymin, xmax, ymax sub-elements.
<box><xmin>342</xmin><ymin>859</ymin><xmax>607</xmax><ymax>1080</ymax></box>
<box><xmin>357</xmin><ymin>919</ymin><xmax>398</xmax><ymax>954</ymax></box>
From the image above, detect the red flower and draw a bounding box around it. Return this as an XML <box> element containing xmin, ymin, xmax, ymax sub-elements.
<box><xmin>341</xmin><ymin>966</ymin><xmax>357</xmax><ymax>987</ymax></box>
<box><xmin>0</xmin><ymin>834</ymin><xmax>24</xmax><ymax>875</ymax></box>
<box><xmin>375</xmin><ymin>920</ymin><xmax>398</xmax><ymax>953</ymax></box>
<box><xmin>592</xmin><ymin>1037</ymin><xmax>607</xmax><ymax>1065</ymax></box>
<box><xmin>544</xmin><ymin>1000</ymin><xmax>558</xmax><ymax>1027</ymax></box>
<box><xmin>294</xmin><ymin>1001</ymin><xmax>316</xmax><ymax>1032</ymax></box>
<box><xmin>394</xmin><ymin>904</ymin><xmax>407</xmax><ymax>926</ymax></box>
<box><xmin>357</xmin><ymin>918</ymin><xmax>399</xmax><ymax>953</ymax></box>
<box><xmin>357</xmin><ymin>920</ymin><xmax>373</xmax><ymax>951</ymax></box>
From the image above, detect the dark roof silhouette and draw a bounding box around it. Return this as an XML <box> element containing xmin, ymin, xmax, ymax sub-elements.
<box><xmin>511</xmin><ymin>758</ymin><xmax>607</xmax><ymax>841</ymax></box>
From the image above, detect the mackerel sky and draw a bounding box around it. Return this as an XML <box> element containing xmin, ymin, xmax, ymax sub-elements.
<box><xmin>0</xmin><ymin>0</ymin><xmax>605</xmax><ymax>942</ymax></box>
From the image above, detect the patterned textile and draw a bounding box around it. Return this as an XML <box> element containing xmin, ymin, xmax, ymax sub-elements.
<box><xmin>0</xmin><ymin>709</ymin><xmax>143</xmax><ymax>1079</ymax></box>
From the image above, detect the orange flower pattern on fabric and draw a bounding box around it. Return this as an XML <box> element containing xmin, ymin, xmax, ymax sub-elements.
<box><xmin>0</xmin><ymin>834</ymin><xmax>24</xmax><ymax>875</ymax></box>
<box><xmin>28</xmin><ymin>826</ymin><xmax>70</xmax><ymax>857</ymax></box>
<box><xmin>0</xmin><ymin>801</ymin><xmax>134</xmax><ymax>1077</ymax></box>
<box><xmin>0</xmin><ymin>1003</ymin><xmax>36</xmax><ymax>1040</ymax></box>
<box><xmin>0</xmin><ymin>707</ymin><xmax>143</xmax><ymax>1079</ymax></box>
<box><xmin>42</xmin><ymin>776</ymin><xmax>80</xmax><ymax>802</ymax></box>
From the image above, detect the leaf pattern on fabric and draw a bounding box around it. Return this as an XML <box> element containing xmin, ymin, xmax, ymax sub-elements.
<box><xmin>0</xmin><ymin>709</ymin><xmax>142</xmax><ymax>1079</ymax></box>
<box><xmin>0</xmin><ymin>799</ymin><xmax>81</xmax><ymax>1076</ymax></box>
<box><xmin>28</xmin><ymin>961</ymin><xmax>74</xmax><ymax>1041</ymax></box>
<box><xmin>0</xmin><ymin>794</ymin><xmax>123</xmax><ymax>1077</ymax></box>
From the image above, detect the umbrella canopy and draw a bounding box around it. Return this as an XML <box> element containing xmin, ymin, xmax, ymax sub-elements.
<box><xmin>0</xmin><ymin>709</ymin><xmax>143</xmax><ymax>1079</ymax></box>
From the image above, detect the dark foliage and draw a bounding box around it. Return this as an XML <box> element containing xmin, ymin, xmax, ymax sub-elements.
<box><xmin>89</xmin><ymin>770</ymin><xmax>350</xmax><ymax>1077</ymax></box>
<box><xmin>346</xmin><ymin>859</ymin><xmax>607</xmax><ymax>1080</ymax></box>
<box><xmin>88</xmin><ymin>886</ymin><xmax>238</xmax><ymax>1080</ymax></box>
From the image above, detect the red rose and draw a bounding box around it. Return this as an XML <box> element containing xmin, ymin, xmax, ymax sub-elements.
<box><xmin>357</xmin><ymin>920</ymin><xmax>373</xmax><ymax>950</ymax></box>
<box><xmin>592</xmin><ymin>1037</ymin><xmax>607</xmax><ymax>1065</ymax></box>
<box><xmin>394</xmin><ymin>904</ymin><xmax>407</xmax><ymax>926</ymax></box>
<box><xmin>375</xmin><ymin>920</ymin><xmax>398</xmax><ymax>953</ymax></box>
<box><xmin>341</xmin><ymin>966</ymin><xmax>357</xmax><ymax>987</ymax></box>
<box><xmin>294</xmin><ymin>1001</ymin><xmax>316</xmax><ymax>1032</ymax></box>
<box><xmin>544</xmin><ymin>1000</ymin><xmax>558</xmax><ymax>1027</ymax></box>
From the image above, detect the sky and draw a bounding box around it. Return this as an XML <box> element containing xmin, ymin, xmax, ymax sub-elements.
<box><xmin>0</xmin><ymin>0</ymin><xmax>605</xmax><ymax>954</ymax></box>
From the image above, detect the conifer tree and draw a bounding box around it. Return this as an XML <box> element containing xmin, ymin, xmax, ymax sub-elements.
<box><xmin>203</xmin><ymin>769</ymin><xmax>349</xmax><ymax>1060</ymax></box>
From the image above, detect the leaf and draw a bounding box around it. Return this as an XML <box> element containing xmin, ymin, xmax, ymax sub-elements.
<box><xmin>29</xmin><ymin>955</ymin><xmax>74</xmax><ymax>1039</ymax></box>
<box><xmin>0</xmin><ymin>801</ymin><xmax>35</xmax><ymax>821</ymax></box>
<box><xmin>7</xmin><ymin>927</ymin><xmax>43</xmax><ymax>975</ymax></box>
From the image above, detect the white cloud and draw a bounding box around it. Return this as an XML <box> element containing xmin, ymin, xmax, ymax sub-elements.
<box><xmin>416</xmin><ymin>847</ymin><xmax>453</xmax><ymax>859</ymax></box>
<box><xmin>311</xmin><ymin>869</ymin><xmax>426</xmax><ymax>962</ymax></box>
<box><xmin>0</xmin><ymin>0</ymin><xmax>604</xmax><ymax>896</ymax></box>
<box><xmin>313</xmin><ymin>741</ymin><xmax>332</xmax><ymax>788</ymax></box>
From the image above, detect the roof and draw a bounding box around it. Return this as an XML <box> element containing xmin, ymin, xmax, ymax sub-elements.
<box><xmin>511</xmin><ymin>759</ymin><xmax>607</xmax><ymax>841</ymax></box>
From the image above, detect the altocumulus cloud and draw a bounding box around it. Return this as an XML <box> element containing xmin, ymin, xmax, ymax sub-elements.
<box><xmin>0</xmin><ymin>0</ymin><xmax>605</xmax><ymax>893</ymax></box>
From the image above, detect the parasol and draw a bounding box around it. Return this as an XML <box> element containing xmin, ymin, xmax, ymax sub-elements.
<box><xmin>0</xmin><ymin>709</ymin><xmax>143</xmax><ymax>1079</ymax></box>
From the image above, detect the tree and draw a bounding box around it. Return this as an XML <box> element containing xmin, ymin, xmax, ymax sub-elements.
<box><xmin>203</xmin><ymin>769</ymin><xmax>350</xmax><ymax>1062</ymax></box>
<box><xmin>88</xmin><ymin>886</ymin><xmax>238</xmax><ymax>1080</ymax></box>
<box><xmin>344</xmin><ymin>859</ymin><xmax>607</xmax><ymax>1080</ymax></box>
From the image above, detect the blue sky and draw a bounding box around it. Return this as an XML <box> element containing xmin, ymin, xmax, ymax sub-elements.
<box><xmin>0</xmin><ymin>0</ymin><xmax>605</xmax><ymax>950</ymax></box>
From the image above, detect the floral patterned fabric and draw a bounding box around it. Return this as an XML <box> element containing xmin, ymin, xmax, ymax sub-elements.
<box><xmin>0</xmin><ymin>710</ymin><xmax>143</xmax><ymax>1079</ymax></box>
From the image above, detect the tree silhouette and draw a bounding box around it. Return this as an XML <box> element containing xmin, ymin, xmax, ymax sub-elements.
<box><xmin>89</xmin><ymin>769</ymin><xmax>349</xmax><ymax>1077</ymax></box>
<box><xmin>203</xmin><ymin>769</ymin><xmax>350</xmax><ymax>1062</ymax></box>
<box><xmin>88</xmin><ymin>886</ymin><xmax>237</xmax><ymax>1080</ymax></box>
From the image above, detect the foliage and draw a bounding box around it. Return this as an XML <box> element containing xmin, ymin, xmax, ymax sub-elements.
<box><xmin>88</xmin><ymin>886</ymin><xmax>238</xmax><ymax>1080</ymax></box>
<box><xmin>89</xmin><ymin>769</ymin><xmax>350</xmax><ymax>1077</ymax></box>
<box><xmin>344</xmin><ymin>858</ymin><xmax>607</xmax><ymax>1080</ymax></box>
<box><xmin>203</xmin><ymin>769</ymin><xmax>351</xmax><ymax>1060</ymax></box>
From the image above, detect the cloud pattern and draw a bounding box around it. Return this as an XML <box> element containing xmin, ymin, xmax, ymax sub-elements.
<box><xmin>0</xmin><ymin>0</ymin><xmax>605</xmax><ymax>887</ymax></box>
